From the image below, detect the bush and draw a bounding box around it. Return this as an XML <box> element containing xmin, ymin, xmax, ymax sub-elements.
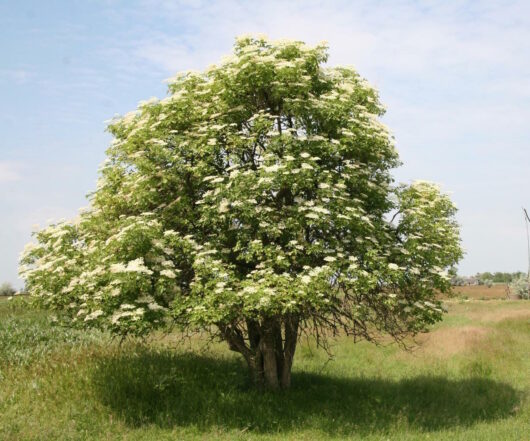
<box><xmin>509</xmin><ymin>276</ymin><xmax>530</xmax><ymax>299</ymax></box>
<box><xmin>0</xmin><ymin>282</ymin><xmax>16</xmax><ymax>297</ymax></box>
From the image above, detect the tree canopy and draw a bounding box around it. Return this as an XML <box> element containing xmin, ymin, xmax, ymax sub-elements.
<box><xmin>20</xmin><ymin>35</ymin><xmax>462</xmax><ymax>389</ymax></box>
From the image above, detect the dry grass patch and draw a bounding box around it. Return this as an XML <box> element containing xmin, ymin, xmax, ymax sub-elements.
<box><xmin>466</xmin><ymin>308</ymin><xmax>530</xmax><ymax>323</ymax></box>
<box><xmin>451</xmin><ymin>285</ymin><xmax>509</xmax><ymax>299</ymax></box>
<box><xmin>413</xmin><ymin>325</ymin><xmax>490</xmax><ymax>357</ymax></box>
<box><xmin>443</xmin><ymin>299</ymin><xmax>530</xmax><ymax>321</ymax></box>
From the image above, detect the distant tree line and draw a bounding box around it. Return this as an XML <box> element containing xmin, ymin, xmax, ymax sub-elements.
<box><xmin>474</xmin><ymin>272</ymin><xmax>525</xmax><ymax>284</ymax></box>
<box><xmin>0</xmin><ymin>282</ymin><xmax>16</xmax><ymax>296</ymax></box>
<box><xmin>450</xmin><ymin>271</ymin><xmax>525</xmax><ymax>286</ymax></box>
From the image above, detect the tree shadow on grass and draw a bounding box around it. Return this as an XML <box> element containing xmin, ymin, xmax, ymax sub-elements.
<box><xmin>90</xmin><ymin>349</ymin><xmax>521</xmax><ymax>436</ymax></box>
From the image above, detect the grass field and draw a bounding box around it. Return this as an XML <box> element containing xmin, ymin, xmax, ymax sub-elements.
<box><xmin>0</xmin><ymin>295</ymin><xmax>528</xmax><ymax>440</ymax></box>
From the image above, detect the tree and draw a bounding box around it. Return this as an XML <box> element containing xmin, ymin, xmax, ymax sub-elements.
<box><xmin>0</xmin><ymin>282</ymin><xmax>16</xmax><ymax>296</ymax></box>
<box><xmin>20</xmin><ymin>36</ymin><xmax>462</xmax><ymax>390</ymax></box>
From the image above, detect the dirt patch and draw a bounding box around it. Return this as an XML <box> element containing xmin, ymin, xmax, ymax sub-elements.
<box><xmin>413</xmin><ymin>326</ymin><xmax>490</xmax><ymax>357</ymax></box>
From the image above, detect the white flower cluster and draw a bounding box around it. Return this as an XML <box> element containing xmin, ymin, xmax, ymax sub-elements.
<box><xmin>110</xmin><ymin>258</ymin><xmax>153</xmax><ymax>275</ymax></box>
<box><xmin>111</xmin><ymin>306</ymin><xmax>145</xmax><ymax>324</ymax></box>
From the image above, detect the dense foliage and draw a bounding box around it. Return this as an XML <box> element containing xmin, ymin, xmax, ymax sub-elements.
<box><xmin>20</xmin><ymin>36</ymin><xmax>462</xmax><ymax>389</ymax></box>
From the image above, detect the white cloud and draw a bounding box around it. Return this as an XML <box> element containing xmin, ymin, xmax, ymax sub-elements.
<box><xmin>134</xmin><ymin>37</ymin><xmax>218</xmax><ymax>73</ymax></box>
<box><xmin>130</xmin><ymin>0</ymin><xmax>530</xmax><ymax>77</ymax></box>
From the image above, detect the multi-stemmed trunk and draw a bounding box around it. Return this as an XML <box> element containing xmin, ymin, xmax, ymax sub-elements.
<box><xmin>220</xmin><ymin>315</ymin><xmax>299</xmax><ymax>390</ymax></box>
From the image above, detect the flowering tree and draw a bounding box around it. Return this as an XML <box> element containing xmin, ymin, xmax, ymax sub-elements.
<box><xmin>20</xmin><ymin>36</ymin><xmax>462</xmax><ymax>390</ymax></box>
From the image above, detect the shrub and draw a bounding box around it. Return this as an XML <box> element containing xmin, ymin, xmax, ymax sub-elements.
<box><xmin>509</xmin><ymin>276</ymin><xmax>530</xmax><ymax>299</ymax></box>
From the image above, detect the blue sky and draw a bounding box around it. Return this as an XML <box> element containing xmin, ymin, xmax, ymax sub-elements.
<box><xmin>1</xmin><ymin>0</ymin><xmax>530</xmax><ymax>287</ymax></box>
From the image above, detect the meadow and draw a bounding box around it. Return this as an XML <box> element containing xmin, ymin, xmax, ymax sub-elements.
<box><xmin>0</xmin><ymin>292</ymin><xmax>528</xmax><ymax>441</ymax></box>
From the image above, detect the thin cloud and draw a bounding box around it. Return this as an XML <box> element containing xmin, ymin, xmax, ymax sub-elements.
<box><xmin>2</xmin><ymin>0</ymin><xmax>530</xmax><ymax>286</ymax></box>
<box><xmin>0</xmin><ymin>161</ymin><xmax>23</xmax><ymax>183</ymax></box>
<box><xmin>0</xmin><ymin>68</ymin><xmax>33</xmax><ymax>84</ymax></box>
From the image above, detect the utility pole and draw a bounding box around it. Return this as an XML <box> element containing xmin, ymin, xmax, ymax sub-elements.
<box><xmin>523</xmin><ymin>207</ymin><xmax>530</xmax><ymax>280</ymax></box>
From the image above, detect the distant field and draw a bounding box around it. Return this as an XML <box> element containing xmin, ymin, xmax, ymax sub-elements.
<box><xmin>451</xmin><ymin>284</ymin><xmax>509</xmax><ymax>299</ymax></box>
<box><xmin>1</xmin><ymin>296</ymin><xmax>529</xmax><ymax>440</ymax></box>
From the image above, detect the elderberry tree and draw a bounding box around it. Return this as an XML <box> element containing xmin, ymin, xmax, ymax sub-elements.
<box><xmin>20</xmin><ymin>36</ymin><xmax>462</xmax><ymax>390</ymax></box>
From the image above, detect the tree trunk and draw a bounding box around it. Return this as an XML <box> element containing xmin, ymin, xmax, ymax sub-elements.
<box><xmin>260</xmin><ymin>324</ymin><xmax>280</xmax><ymax>390</ymax></box>
<box><xmin>221</xmin><ymin>316</ymin><xmax>299</xmax><ymax>390</ymax></box>
<box><xmin>280</xmin><ymin>316</ymin><xmax>299</xmax><ymax>389</ymax></box>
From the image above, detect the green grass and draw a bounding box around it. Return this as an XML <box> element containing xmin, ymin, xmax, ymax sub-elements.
<box><xmin>0</xmin><ymin>296</ymin><xmax>105</xmax><ymax>370</ymax></box>
<box><xmin>0</xmin><ymin>297</ymin><xmax>528</xmax><ymax>440</ymax></box>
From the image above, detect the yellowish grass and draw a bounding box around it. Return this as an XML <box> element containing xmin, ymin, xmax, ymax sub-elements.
<box><xmin>466</xmin><ymin>308</ymin><xmax>530</xmax><ymax>323</ymax></box>
<box><xmin>451</xmin><ymin>284</ymin><xmax>509</xmax><ymax>299</ymax></box>
<box><xmin>415</xmin><ymin>325</ymin><xmax>490</xmax><ymax>357</ymax></box>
